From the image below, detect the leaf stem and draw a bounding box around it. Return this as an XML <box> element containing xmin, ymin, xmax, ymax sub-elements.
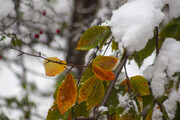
<box><xmin>103</xmin><ymin>37</ymin><xmax>114</xmax><ymax>56</ymax></box>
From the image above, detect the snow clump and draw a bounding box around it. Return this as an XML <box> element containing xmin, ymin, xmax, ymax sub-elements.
<box><xmin>144</xmin><ymin>38</ymin><xmax>180</xmax><ymax>98</ymax></box>
<box><xmin>109</xmin><ymin>0</ymin><xmax>164</xmax><ymax>53</ymax></box>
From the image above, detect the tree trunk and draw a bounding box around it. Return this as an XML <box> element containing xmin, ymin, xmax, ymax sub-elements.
<box><xmin>66</xmin><ymin>0</ymin><xmax>99</xmax><ymax>75</ymax></box>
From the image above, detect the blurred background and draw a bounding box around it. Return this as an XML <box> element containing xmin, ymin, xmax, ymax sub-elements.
<box><xmin>0</xmin><ymin>0</ymin><xmax>153</xmax><ymax>119</ymax></box>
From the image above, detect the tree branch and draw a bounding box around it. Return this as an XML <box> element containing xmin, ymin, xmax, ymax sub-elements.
<box><xmin>76</xmin><ymin>50</ymin><xmax>129</xmax><ymax>120</ymax></box>
<box><xmin>155</xmin><ymin>26</ymin><xmax>159</xmax><ymax>56</ymax></box>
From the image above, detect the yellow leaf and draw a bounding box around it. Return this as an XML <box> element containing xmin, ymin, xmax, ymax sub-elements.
<box><xmin>92</xmin><ymin>65</ymin><xmax>115</xmax><ymax>81</ymax></box>
<box><xmin>92</xmin><ymin>55</ymin><xmax>118</xmax><ymax>70</ymax></box>
<box><xmin>44</xmin><ymin>57</ymin><xmax>66</xmax><ymax>76</ymax></box>
<box><xmin>57</xmin><ymin>74</ymin><xmax>77</xmax><ymax>115</ymax></box>
<box><xmin>86</xmin><ymin>78</ymin><xmax>105</xmax><ymax>109</ymax></box>
<box><xmin>130</xmin><ymin>75</ymin><xmax>151</xmax><ymax>96</ymax></box>
<box><xmin>78</xmin><ymin>76</ymin><xmax>97</xmax><ymax>103</ymax></box>
<box><xmin>78</xmin><ymin>76</ymin><xmax>105</xmax><ymax>109</ymax></box>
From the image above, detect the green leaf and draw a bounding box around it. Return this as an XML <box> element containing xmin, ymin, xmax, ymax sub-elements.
<box><xmin>11</xmin><ymin>39</ymin><xmax>17</xmax><ymax>47</ymax></box>
<box><xmin>0</xmin><ymin>36</ymin><xmax>6</xmax><ymax>41</ymax></box>
<box><xmin>46</xmin><ymin>101</ymin><xmax>61</xmax><ymax>120</ymax></box>
<box><xmin>80</xmin><ymin>67</ymin><xmax>95</xmax><ymax>83</ymax></box>
<box><xmin>160</xmin><ymin>16</ymin><xmax>180</xmax><ymax>41</ymax></box>
<box><xmin>46</xmin><ymin>101</ymin><xmax>71</xmax><ymax>120</ymax></box>
<box><xmin>130</xmin><ymin>75</ymin><xmax>151</xmax><ymax>96</ymax></box>
<box><xmin>111</xmin><ymin>39</ymin><xmax>119</xmax><ymax>52</ymax></box>
<box><xmin>0</xmin><ymin>112</ymin><xmax>9</xmax><ymax>120</ymax></box>
<box><xmin>142</xmin><ymin>95</ymin><xmax>154</xmax><ymax>109</ymax></box>
<box><xmin>174</xmin><ymin>102</ymin><xmax>180</xmax><ymax>120</ymax></box>
<box><xmin>131</xmin><ymin>36</ymin><xmax>156</xmax><ymax>67</ymax></box>
<box><xmin>77</xmin><ymin>26</ymin><xmax>111</xmax><ymax>50</ymax></box>
<box><xmin>145</xmin><ymin>109</ymin><xmax>153</xmax><ymax>120</ymax></box>
<box><xmin>11</xmin><ymin>39</ymin><xmax>21</xmax><ymax>47</ymax></box>
<box><xmin>107</xmin><ymin>86</ymin><xmax>119</xmax><ymax>115</ymax></box>
<box><xmin>86</xmin><ymin>78</ymin><xmax>105</xmax><ymax>109</ymax></box>
<box><xmin>71</xmin><ymin>102</ymin><xmax>89</xmax><ymax>117</ymax></box>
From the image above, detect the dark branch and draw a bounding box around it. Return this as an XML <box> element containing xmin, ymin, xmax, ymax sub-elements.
<box><xmin>155</xmin><ymin>26</ymin><xmax>159</xmax><ymax>56</ymax></box>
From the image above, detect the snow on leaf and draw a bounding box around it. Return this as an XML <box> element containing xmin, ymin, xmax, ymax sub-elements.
<box><xmin>92</xmin><ymin>55</ymin><xmax>118</xmax><ymax>70</ymax></box>
<box><xmin>76</xmin><ymin>26</ymin><xmax>111</xmax><ymax>50</ymax></box>
<box><xmin>130</xmin><ymin>75</ymin><xmax>151</xmax><ymax>96</ymax></box>
<box><xmin>44</xmin><ymin>57</ymin><xmax>66</xmax><ymax>76</ymax></box>
<box><xmin>92</xmin><ymin>65</ymin><xmax>115</xmax><ymax>81</ymax></box>
<box><xmin>145</xmin><ymin>38</ymin><xmax>180</xmax><ymax>98</ymax></box>
<box><xmin>57</xmin><ymin>74</ymin><xmax>77</xmax><ymax>115</ymax></box>
<box><xmin>109</xmin><ymin>0</ymin><xmax>164</xmax><ymax>53</ymax></box>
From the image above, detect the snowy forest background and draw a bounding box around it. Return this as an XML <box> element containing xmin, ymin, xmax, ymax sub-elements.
<box><xmin>0</xmin><ymin>0</ymin><xmax>180</xmax><ymax>120</ymax></box>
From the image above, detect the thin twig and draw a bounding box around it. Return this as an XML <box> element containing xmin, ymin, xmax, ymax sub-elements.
<box><xmin>124</xmin><ymin>64</ymin><xmax>129</xmax><ymax>80</ymax></box>
<box><xmin>124</xmin><ymin>64</ymin><xmax>131</xmax><ymax>91</ymax></box>
<box><xmin>10</xmin><ymin>46</ymin><xmax>85</xmax><ymax>68</ymax></box>
<box><xmin>155</xmin><ymin>26</ymin><xmax>159</xmax><ymax>56</ymax></box>
<box><xmin>103</xmin><ymin>37</ymin><xmax>114</xmax><ymax>56</ymax></box>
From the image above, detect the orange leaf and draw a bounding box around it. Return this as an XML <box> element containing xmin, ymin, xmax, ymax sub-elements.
<box><xmin>78</xmin><ymin>76</ymin><xmax>97</xmax><ymax>103</ymax></box>
<box><xmin>92</xmin><ymin>55</ymin><xmax>118</xmax><ymax>70</ymax></box>
<box><xmin>44</xmin><ymin>57</ymin><xmax>66</xmax><ymax>76</ymax></box>
<box><xmin>92</xmin><ymin>65</ymin><xmax>115</xmax><ymax>81</ymax></box>
<box><xmin>56</xmin><ymin>74</ymin><xmax>77</xmax><ymax>115</ymax></box>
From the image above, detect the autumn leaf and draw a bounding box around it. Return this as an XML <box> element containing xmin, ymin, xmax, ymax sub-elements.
<box><xmin>46</xmin><ymin>101</ymin><xmax>71</xmax><ymax>120</ymax></box>
<box><xmin>57</xmin><ymin>74</ymin><xmax>77</xmax><ymax>115</ymax></box>
<box><xmin>86</xmin><ymin>78</ymin><xmax>105</xmax><ymax>109</ymax></box>
<box><xmin>119</xmin><ymin>79</ymin><xmax>134</xmax><ymax>94</ymax></box>
<box><xmin>78</xmin><ymin>76</ymin><xmax>105</xmax><ymax>109</ymax></box>
<box><xmin>130</xmin><ymin>75</ymin><xmax>151</xmax><ymax>96</ymax></box>
<box><xmin>92</xmin><ymin>65</ymin><xmax>115</xmax><ymax>81</ymax></box>
<box><xmin>78</xmin><ymin>76</ymin><xmax>97</xmax><ymax>103</ymax></box>
<box><xmin>77</xmin><ymin>26</ymin><xmax>111</xmax><ymax>50</ymax></box>
<box><xmin>92</xmin><ymin>55</ymin><xmax>118</xmax><ymax>70</ymax></box>
<box><xmin>44</xmin><ymin>57</ymin><xmax>66</xmax><ymax>76</ymax></box>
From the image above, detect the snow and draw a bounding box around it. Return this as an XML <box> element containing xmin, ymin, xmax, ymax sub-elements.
<box><xmin>163</xmin><ymin>0</ymin><xmax>180</xmax><ymax>19</ymax></box>
<box><xmin>98</xmin><ymin>106</ymin><xmax>108</xmax><ymax>113</ymax></box>
<box><xmin>152</xmin><ymin>104</ymin><xmax>163</xmax><ymax>120</ymax></box>
<box><xmin>0</xmin><ymin>0</ymin><xmax>14</xmax><ymax>20</ymax></box>
<box><xmin>163</xmin><ymin>90</ymin><xmax>180</xmax><ymax>120</ymax></box>
<box><xmin>117</xmin><ymin>93</ymin><xmax>139</xmax><ymax>117</ymax></box>
<box><xmin>109</xmin><ymin>0</ymin><xmax>164</xmax><ymax>54</ymax></box>
<box><xmin>145</xmin><ymin>38</ymin><xmax>180</xmax><ymax>98</ymax></box>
